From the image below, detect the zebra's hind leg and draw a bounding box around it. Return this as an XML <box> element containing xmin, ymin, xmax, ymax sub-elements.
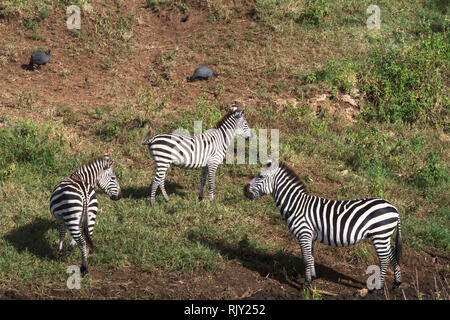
<box><xmin>198</xmin><ymin>167</ymin><xmax>208</xmax><ymax>200</ymax></box>
<box><xmin>150</xmin><ymin>164</ymin><xmax>170</xmax><ymax>206</ymax></box>
<box><xmin>389</xmin><ymin>243</ymin><xmax>402</xmax><ymax>289</ymax></box>
<box><xmin>160</xmin><ymin>179</ymin><xmax>170</xmax><ymax>203</ymax></box>
<box><xmin>66</xmin><ymin>238</ymin><xmax>76</xmax><ymax>256</ymax></box>
<box><xmin>74</xmin><ymin>235</ymin><xmax>89</xmax><ymax>276</ymax></box>
<box><xmin>57</xmin><ymin>223</ymin><xmax>66</xmax><ymax>255</ymax></box>
<box><xmin>371</xmin><ymin>237</ymin><xmax>391</xmax><ymax>293</ymax></box>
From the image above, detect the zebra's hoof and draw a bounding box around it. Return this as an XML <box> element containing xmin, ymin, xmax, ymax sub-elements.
<box><xmin>392</xmin><ymin>281</ymin><xmax>402</xmax><ymax>290</ymax></box>
<box><xmin>198</xmin><ymin>196</ymin><xmax>203</xmax><ymax>201</ymax></box>
<box><xmin>303</xmin><ymin>281</ymin><xmax>312</xmax><ymax>289</ymax></box>
<box><xmin>369</xmin><ymin>288</ymin><xmax>382</xmax><ymax>295</ymax></box>
<box><xmin>80</xmin><ymin>266</ymin><xmax>88</xmax><ymax>276</ymax></box>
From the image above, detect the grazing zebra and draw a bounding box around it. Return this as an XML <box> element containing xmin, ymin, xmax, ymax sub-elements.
<box><xmin>142</xmin><ymin>105</ymin><xmax>252</xmax><ymax>206</ymax></box>
<box><xmin>244</xmin><ymin>159</ymin><xmax>402</xmax><ymax>291</ymax></box>
<box><xmin>50</xmin><ymin>154</ymin><xmax>121</xmax><ymax>275</ymax></box>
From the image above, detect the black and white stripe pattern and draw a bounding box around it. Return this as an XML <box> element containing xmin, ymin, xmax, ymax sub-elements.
<box><xmin>245</xmin><ymin>159</ymin><xmax>402</xmax><ymax>290</ymax></box>
<box><xmin>142</xmin><ymin>106</ymin><xmax>252</xmax><ymax>206</ymax></box>
<box><xmin>50</xmin><ymin>154</ymin><xmax>121</xmax><ymax>275</ymax></box>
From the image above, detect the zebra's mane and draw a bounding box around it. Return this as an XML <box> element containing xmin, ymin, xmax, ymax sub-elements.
<box><xmin>279</xmin><ymin>162</ymin><xmax>308</xmax><ymax>193</ymax></box>
<box><xmin>74</xmin><ymin>156</ymin><xmax>109</xmax><ymax>177</ymax></box>
<box><xmin>215</xmin><ymin>109</ymin><xmax>237</xmax><ymax>129</ymax></box>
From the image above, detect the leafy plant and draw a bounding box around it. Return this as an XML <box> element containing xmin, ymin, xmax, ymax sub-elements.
<box><xmin>361</xmin><ymin>32</ymin><xmax>448</xmax><ymax>124</ymax></box>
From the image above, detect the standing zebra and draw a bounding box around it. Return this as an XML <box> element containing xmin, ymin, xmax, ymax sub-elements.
<box><xmin>50</xmin><ymin>154</ymin><xmax>121</xmax><ymax>275</ymax></box>
<box><xmin>244</xmin><ymin>159</ymin><xmax>402</xmax><ymax>291</ymax></box>
<box><xmin>142</xmin><ymin>105</ymin><xmax>252</xmax><ymax>206</ymax></box>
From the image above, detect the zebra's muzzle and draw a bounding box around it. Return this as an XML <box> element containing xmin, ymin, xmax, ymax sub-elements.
<box><xmin>244</xmin><ymin>184</ymin><xmax>254</xmax><ymax>200</ymax></box>
<box><xmin>111</xmin><ymin>190</ymin><xmax>121</xmax><ymax>200</ymax></box>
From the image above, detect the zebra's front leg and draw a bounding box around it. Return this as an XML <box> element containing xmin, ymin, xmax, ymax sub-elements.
<box><xmin>299</xmin><ymin>235</ymin><xmax>315</xmax><ymax>288</ymax></box>
<box><xmin>207</xmin><ymin>164</ymin><xmax>218</xmax><ymax>201</ymax></box>
<box><xmin>198</xmin><ymin>167</ymin><xmax>208</xmax><ymax>200</ymax></box>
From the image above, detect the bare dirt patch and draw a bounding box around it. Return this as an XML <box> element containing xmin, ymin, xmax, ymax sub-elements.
<box><xmin>0</xmin><ymin>2</ymin><xmax>448</xmax><ymax>300</ymax></box>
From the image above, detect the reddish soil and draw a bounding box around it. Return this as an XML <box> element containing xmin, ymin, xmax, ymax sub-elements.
<box><xmin>0</xmin><ymin>1</ymin><xmax>448</xmax><ymax>300</ymax></box>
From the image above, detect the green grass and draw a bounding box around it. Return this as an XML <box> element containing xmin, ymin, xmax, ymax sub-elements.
<box><xmin>0</xmin><ymin>0</ymin><xmax>448</xmax><ymax>299</ymax></box>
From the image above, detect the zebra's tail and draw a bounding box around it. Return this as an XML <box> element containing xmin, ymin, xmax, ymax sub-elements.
<box><xmin>81</xmin><ymin>208</ymin><xmax>94</xmax><ymax>253</ymax></box>
<box><xmin>395</xmin><ymin>217</ymin><xmax>402</xmax><ymax>263</ymax></box>
<box><xmin>142</xmin><ymin>130</ymin><xmax>152</xmax><ymax>145</ymax></box>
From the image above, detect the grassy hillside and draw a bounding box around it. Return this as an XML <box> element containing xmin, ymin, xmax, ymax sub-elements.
<box><xmin>0</xmin><ymin>0</ymin><xmax>448</xmax><ymax>299</ymax></box>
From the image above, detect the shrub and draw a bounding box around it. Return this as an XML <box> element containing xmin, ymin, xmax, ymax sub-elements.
<box><xmin>297</xmin><ymin>0</ymin><xmax>329</xmax><ymax>25</ymax></box>
<box><xmin>0</xmin><ymin>121</ymin><xmax>75</xmax><ymax>178</ymax></box>
<box><xmin>361</xmin><ymin>32</ymin><xmax>449</xmax><ymax>124</ymax></box>
<box><xmin>412</xmin><ymin>150</ymin><xmax>448</xmax><ymax>189</ymax></box>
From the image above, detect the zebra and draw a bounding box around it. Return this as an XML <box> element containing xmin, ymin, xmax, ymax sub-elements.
<box><xmin>142</xmin><ymin>105</ymin><xmax>252</xmax><ymax>206</ymax></box>
<box><xmin>50</xmin><ymin>154</ymin><xmax>121</xmax><ymax>275</ymax></box>
<box><xmin>244</xmin><ymin>159</ymin><xmax>402</xmax><ymax>292</ymax></box>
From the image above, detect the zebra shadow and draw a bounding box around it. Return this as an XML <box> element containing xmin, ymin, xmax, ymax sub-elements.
<box><xmin>120</xmin><ymin>181</ymin><xmax>186</xmax><ymax>199</ymax></box>
<box><xmin>189</xmin><ymin>235</ymin><xmax>364</xmax><ymax>291</ymax></box>
<box><xmin>3</xmin><ymin>217</ymin><xmax>58</xmax><ymax>260</ymax></box>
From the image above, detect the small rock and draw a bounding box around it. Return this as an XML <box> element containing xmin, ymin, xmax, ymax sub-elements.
<box><xmin>314</xmin><ymin>94</ymin><xmax>329</xmax><ymax>102</ymax></box>
<box><xmin>351</xmin><ymin>88</ymin><xmax>361</xmax><ymax>97</ymax></box>
<box><xmin>386</xmin><ymin>131</ymin><xmax>395</xmax><ymax>137</ymax></box>
<box><xmin>340</xmin><ymin>94</ymin><xmax>358</xmax><ymax>107</ymax></box>
<box><xmin>357</xmin><ymin>288</ymin><xmax>369</xmax><ymax>297</ymax></box>
<box><xmin>398</xmin><ymin>282</ymin><xmax>409</xmax><ymax>290</ymax></box>
<box><xmin>341</xmin><ymin>169</ymin><xmax>349</xmax><ymax>176</ymax></box>
<box><xmin>82</xmin><ymin>3</ymin><xmax>94</xmax><ymax>13</ymax></box>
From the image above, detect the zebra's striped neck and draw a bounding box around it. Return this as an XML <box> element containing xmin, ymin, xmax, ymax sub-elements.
<box><xmin>74</xmin><ymin>157</ymin><xmax>106</xmax><ymax>187</ymax></box>
<box><xmin>216</xmin><ymin>114</ymin><xmax>237</xmax><ymax>133</ymax></box>
<box><xmin>272</xmin><ymin>164</ymin><xmax>309</xmax><ymax>218</ymax></box>
<box><xmin>214</xmin><ymin>115</ymin><xmax>238</xmax><ymax>148</ymax></box>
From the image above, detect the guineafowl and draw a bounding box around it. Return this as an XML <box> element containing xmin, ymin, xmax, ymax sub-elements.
<box><xmin>187</xmin><ymin>66</ymin><xmax>214</xmax><ymax>82</ymax></box>
<box><xmin>29</xmin><ymin>50</ymin><xmax>51</xmax><ymax>70</ymax></box>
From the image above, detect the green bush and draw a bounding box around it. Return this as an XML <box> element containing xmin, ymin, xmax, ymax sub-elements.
<box><xmin>361</xmin><ymin>32</ymin><xmax>449</xmax><ymax>124</ymax></box>
<box><xmin>412</xmin><ymin>150</ymin><xmax>448</xmax><ymax>189</ymax></box>
<box><xmin>305</xmin><ymin>59</ymin><xmax>357</xmax><ymax>92</ymax></box>
<box><xmin>297</xmin><ymin>0</ymin><xmax>329</xmax><ymax>25</ymax></box>
<box><xmin>0</xmin><ymin>121</ymin><xmax>75</xmax><ymax>178</ymax></box>
<box><xmin>341</xmin><ymin>125</ymin><xmax>389</xmax><ymax>174</ymax></box>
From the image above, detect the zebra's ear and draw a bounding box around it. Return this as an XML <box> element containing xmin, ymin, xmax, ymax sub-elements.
<box><xmin>103</xmin><ymin>159</ymin><xmax>114</xmax><ymax>170</ymax></box>
<box><xmin>233</xmin><ymin>110</ymin><xmax>244</xmax><ymax>118</ymax></box>
<box><xmin>266</xmin><ymin>159</ymin><xmax>272</xmax><ymax>168</ymax></box>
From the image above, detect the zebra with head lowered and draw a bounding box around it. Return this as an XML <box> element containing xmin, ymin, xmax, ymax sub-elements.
<box><xmin>50</xmin><ymin>154</ymin><xmax>121</xmax><ymax>275</ymax></box>
<box><xmin>142</xmin><ymin>105</ymin><xmax>252</xmax><ymax>206</ymax></box>
<box><xmin>244</xmin><ymin>159</ymin><xmax>402</xmax><ymax>292</ymax></box>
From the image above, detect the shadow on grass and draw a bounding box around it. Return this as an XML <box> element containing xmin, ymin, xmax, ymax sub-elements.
<box><xmin>190</xmin><ymin>234</ymin><xmax>364</xmax><ymax>291</ymax></box>
<box><xmin>121</xmin><ymin>181</ymin><xmax>186</xmax><ymax>199</ymax></box>
<box><xmin>3</xmin><ymin>217</ymin><xmax>58</xmax><ymax>260</ymax></box>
